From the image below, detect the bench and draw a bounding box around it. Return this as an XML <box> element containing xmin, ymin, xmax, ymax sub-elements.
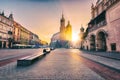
<box><xmin>17</xmin><ymin>53</ymin><xmax>45</xmax><ymax>66</ymax></box>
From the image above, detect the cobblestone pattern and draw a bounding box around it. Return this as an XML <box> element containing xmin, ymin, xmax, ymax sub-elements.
<box><xmin>0</xmin><ymin>49</ymin><xmax>104</xmax><ymax>80</ymax></box>
<box><xmin>79</xmin><ymin>52</ymin><xmax>120</xmax><ymax>70</ymax></box>
<box><xmin>77</xmin><ymin>50</ymin><xmax>120</xmax><ymax>80</ymax></box>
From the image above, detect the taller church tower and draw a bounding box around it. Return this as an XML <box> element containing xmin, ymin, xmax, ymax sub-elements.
<box><xmin>60</xmin><ymin>14</ymin><xmax>66</xmax><ymax>40</ymax></box>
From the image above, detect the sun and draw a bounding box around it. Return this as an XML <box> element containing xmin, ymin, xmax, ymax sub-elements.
<box><xmin>72</xmin><ymin>32</ymin><xmax>79</xmax><ymax>42</ymax></box>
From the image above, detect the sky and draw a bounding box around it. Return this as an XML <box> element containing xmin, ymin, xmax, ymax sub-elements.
<box><xmin>0</xmin><ymin>0</ymin><xmax>97</xmax><ymax>43</ymax></box>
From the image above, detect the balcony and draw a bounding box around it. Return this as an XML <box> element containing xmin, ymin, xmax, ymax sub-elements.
<box><xmin>88</xmin><ymin>10</ymin><xmax>107</xmax><ymax>32</ymax></box>
<box><xmin>89</xmin><ymin>20</ymin><xmax>107</xmax><ymax>32</ymax></box>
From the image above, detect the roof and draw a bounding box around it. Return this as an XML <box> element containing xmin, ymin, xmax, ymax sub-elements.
<box><xmin>51</xmin><ymin>32</ymin><xmax>60</xmax><ymax>41</ymax></box>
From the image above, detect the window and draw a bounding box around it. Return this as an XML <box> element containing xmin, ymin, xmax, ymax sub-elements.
<box><xmin>111</xmin><ymin>43</ymin><xmax>116</xmax><ymax>51</ymax></box>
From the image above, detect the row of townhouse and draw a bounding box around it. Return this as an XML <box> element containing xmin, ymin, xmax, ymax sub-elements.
<box><xmin>0</xmin><ymin>11</ymin><xmax>40</xmax><ymax>49</ymax></box>
<box><xmin>0</xmin><ymin>12</ymin><xmax>13</xmax><ymax>48</ymax></box>
<box><xmin>81</xmin><ymin>0</ymin><xmax>120</xmax><ymax>52</ymax></box>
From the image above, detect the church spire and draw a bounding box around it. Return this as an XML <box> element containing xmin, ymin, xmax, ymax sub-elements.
<box><xmin>60</xmin><ymin>13</ymin><xmax>65</xmax><ymax>28</ymax></box>
<box><xmin>61</xmin><ymin>13</ymin><xmax>65</xmax><ymax>22</ymax></box>
<box><xmin>66</xmin><ymin>20</ymin><xmax>71</xmax><ymax>27</ymax></box>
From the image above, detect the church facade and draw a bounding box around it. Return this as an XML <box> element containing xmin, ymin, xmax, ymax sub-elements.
<box><xmin>82</xmin><ymin>0</ymin><xmax>120</xmax><ymax>52</ymax></box>
<box><xmin>50</xmin><ymin>14</ymin><xmax>72</xmax><ymax>48</ymax></box>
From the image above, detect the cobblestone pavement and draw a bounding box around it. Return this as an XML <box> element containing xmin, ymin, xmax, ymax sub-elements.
<box><xmin>76</xmin><ymin>50</ymin><xmax>120</xmax><ymax>80</ymax></box>
<box><xmin>79</xmin><ymin>51</ymin><xmax>120</xmax><ymax>70</ymax></box>
<box><xmin>0</xmin><ymin>49</ymin><xmax>105</xmax><ymax>80</ymax></box>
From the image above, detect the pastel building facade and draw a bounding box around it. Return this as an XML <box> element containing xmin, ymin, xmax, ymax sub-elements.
<box><xmin>83</xmin><ymin>0</ymin><xmax>120</xmax><ymax>52</ymax></box>
<box><xmin>0</xmin><ymin>12</ymin><xmax>13</xmax><ymax>48</ymax></box>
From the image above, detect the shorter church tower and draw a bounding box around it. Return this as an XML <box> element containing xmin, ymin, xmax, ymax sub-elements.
<box><xmin>66</xmin><ymin>21</ymin><xmax>72</xmax><ymax>41</ymax></box>
<box><xmin>80</xmin><ymin>25</ymin><xmax>85</xmax><ymax>41</ymax></box>
<box><xmin>80</xmin><ymin>25</ymin><xmax>84</xmax><ymax>33</ymax></box>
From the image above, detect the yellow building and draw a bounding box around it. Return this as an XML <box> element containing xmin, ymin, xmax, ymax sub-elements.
<box><xmin>13</xmin><ymin>21</ymin><xmax>21</xmax><ymax>44</ymax></box>
<box><xmin>20</xmin><ymin>27</ymin><xmax>30</xmax><ymax>45</ymax></box>
<box><xmin>13</xmin><ymin>21</ymin><xmax>41</xmax><ymax>48</ymax></box>
<box><xmin>13</xmin><ymin>21</ymin><xmax>30</xmax><ymax>45</ymax></box>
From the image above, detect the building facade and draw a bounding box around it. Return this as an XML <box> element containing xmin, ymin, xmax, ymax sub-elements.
<box><xmin>13</xmin><ymin>21</ymin><xmax>21</xmax><ymax>44</ymax></box>
<box><xmin>30</xmin><ymin>34</ymin><xmax>40</xmax><ymax>45</ymax></box>
<box><xmin>13</xmin><ymin>21</ymin><xmax>30</xmax><ymax>45</ymax></box>
<box><xmin>83</xmin><ymin>0</ymin><xmax>120</xmax><ymax>52</ymax></box>
<box><xmin>20</xmin><ymin>26</ymin><xmax>30</xmax><ymax>45</ymax></box>
<box><xmin>13</xmin><ymin>21</ymin><xmax>41</xmax><ymax>48</ymax></box>
<box><xmin>0</xmin><ymin>12</ymin><xmax>13</xmax><ymax>48</ymax></box>
<box><xmin>0</xmin><ymin>11</ymin><xmax>41</xmax><ymax>49</ymax></box>
<box><xmin>50</xmin><ymin>14</ymin><xmax>72</xmax><ymax>48</ymax></box>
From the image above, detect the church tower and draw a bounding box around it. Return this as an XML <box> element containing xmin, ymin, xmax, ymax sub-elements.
<box><xmin>60</xmin><ymin>14</ymin><xmax>66</xmax><ymax>40</ymax></box>
<box><xmin>66</xmin><ymin>21</ymin><xmax>72</xmax><ymax>41</ymax></box>
<box><xmin>80</xmin><ymin>25</ymin><xmax>84</xmax><ymax>33</ymax></box>
<box><xmin>80</xmin><ymin>25</ymin><xmax>85</xmax><ymax>41</ymax></box>
<box><xmin>60</xmin><ymin>14</ymin><xmax>65</xmax><ymax>32</ymax></box>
